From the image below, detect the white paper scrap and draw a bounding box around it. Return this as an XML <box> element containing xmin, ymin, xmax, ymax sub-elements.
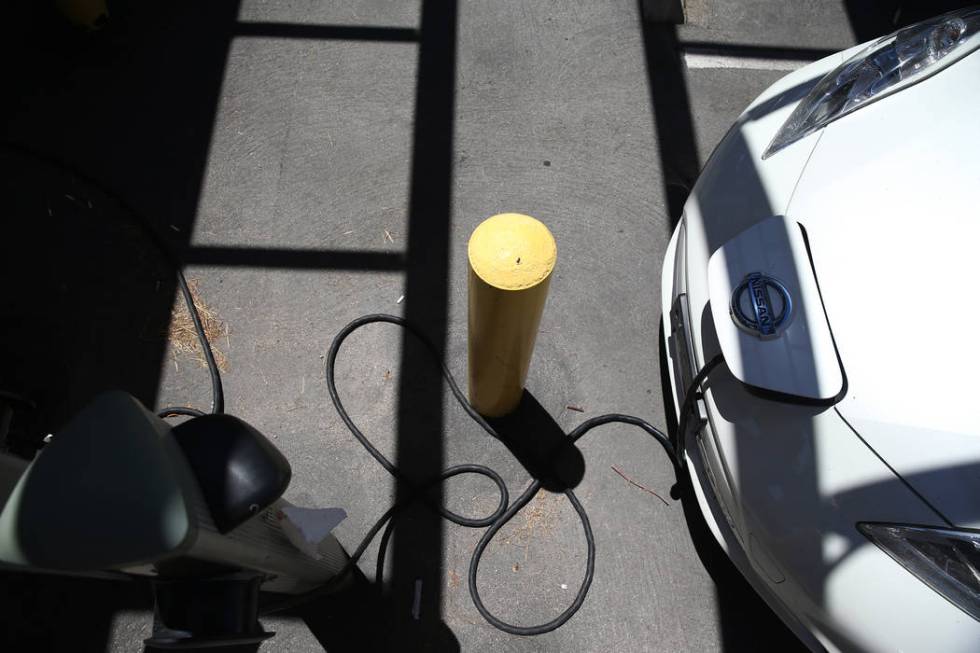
<box><xmin>274</xmin><ymin>500</ymin><xmax>347</xmax><ymax>560</ymax></box>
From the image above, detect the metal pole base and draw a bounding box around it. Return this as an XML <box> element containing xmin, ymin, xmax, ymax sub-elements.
<box><xmin>145</xmin><ymin>574</ymin><xmax>273</xmax><ymax>650</ymax></box>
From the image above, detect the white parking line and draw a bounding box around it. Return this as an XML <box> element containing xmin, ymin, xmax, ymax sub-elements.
<box><xmin>683</xmin><ymin>52</ymin><xmax>807</xmax><ymax>71</ymax></box>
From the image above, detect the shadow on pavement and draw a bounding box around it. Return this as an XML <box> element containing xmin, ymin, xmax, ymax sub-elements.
<box><xmin>488</xmin><ymin>391</ymin><xmax>586</xmax><ymax>493</ymax></box>
<box><xmin>0</xmin><ymin>0</ymin><xmax>239</xmax><ymax>438</ymax></box>
<box><xmin>639</xmin><ymin>16</ymin><xmax>700</xmax><ymax>226</ymax></box>
<box><xmin>295</xmin><ymin>568</ymin><xmax>459</xmax><ymax>653</ymax></box>
<box><xmin>0</xmin><ymin>570</ymin><xmax>152</xmax><ymax>652</ymax></box>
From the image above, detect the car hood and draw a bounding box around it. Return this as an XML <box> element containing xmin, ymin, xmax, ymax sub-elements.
<box><xmin>784</xmin><ymin>50</ymin><xmax>980</xmax><ymax>529</ymax></box>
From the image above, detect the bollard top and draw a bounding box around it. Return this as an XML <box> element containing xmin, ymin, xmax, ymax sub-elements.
<box><xmin>468</xmin><ymin>213</ymin><xmax>557</xmax><ymax>291</ymax></box>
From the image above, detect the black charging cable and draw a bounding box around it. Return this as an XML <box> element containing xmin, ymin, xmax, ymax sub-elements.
<box><xmin>259</xmin><ymin>314</ymin><xmax>722</xmax><ymax>635</ymax></box>
<box><xmin>674</xmin><ymin>354</ymin><xmax>725</xmax><ymax>460</ymax></box>
<box><xmin>3</xmin><ymin>142</ymin><xmax>725</xmax><ymax>635</ymax></box>
<box><xmin>155</xmin><ymin>265</ymin><xmax>224</xmax><ymax>418</ymax></box>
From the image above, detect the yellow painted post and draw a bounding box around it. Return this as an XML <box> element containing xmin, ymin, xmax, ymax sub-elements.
<box><xmin>468</xmin><ymin>213</ymin><xmax>557</xmax><ymax>417</ymax></box>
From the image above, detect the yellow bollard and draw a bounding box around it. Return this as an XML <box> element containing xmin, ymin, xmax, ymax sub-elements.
<box><xmin>468</xmin><ymin>213</ymin><xmax>556</xmax><ymax>417</ymax></box>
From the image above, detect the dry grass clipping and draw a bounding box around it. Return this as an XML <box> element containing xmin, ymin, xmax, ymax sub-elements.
<box><xmin>502</xmin><ymin>491</ymin><xmax>564</xmax><ymax>561</ymax></box>
<box><xmin>168</xmin><ymin>279</ymin><xmax>229</xmax><ymax>371</ymax></box>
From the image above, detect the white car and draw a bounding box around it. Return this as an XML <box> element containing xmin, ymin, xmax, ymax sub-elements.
<box><xmin>661</xmin><ymin>7</ymin><xmax>980</xmax><ymax>652</ymax></box>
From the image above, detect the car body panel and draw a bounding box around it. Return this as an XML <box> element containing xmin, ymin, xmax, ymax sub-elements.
<box><xmin>786</xmin><ymin>50</ymin><xmax>980</xmax><ymax>530</ymax></box>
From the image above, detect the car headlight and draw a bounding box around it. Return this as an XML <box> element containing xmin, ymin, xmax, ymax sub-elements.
<box><xmin>764</xmin><ymin>7</ymin><xmax>980</xmax><ymax>158</ymax></box>
<box><xmin>858</xmin><ymin>522</ymin><xmax>980</xmax><ymax>621</ymax></box>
